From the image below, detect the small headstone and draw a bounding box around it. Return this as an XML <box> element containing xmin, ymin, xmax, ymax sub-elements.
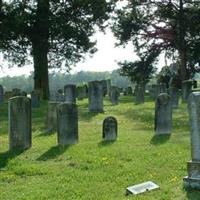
<box><xmin>183</xmin><ymin>92</ymin><xmax>200</xmax><ymax>189</ymax></box>
<box><xmin>182</xmin><ymin>80</ymin><xmax>193</xmax><ymax>102</ymax></box>
<box><xmin>110</xmin><ymin>86</ymin><xmax>119</xmax><ymax>105</ymax></box>
<box><xmin>64</xmin><ymin>84</ymin><xmax>76</xmax><ymax>104</ymax></box>
<box><xmin>101</xmin><ymin>80</ymin><xmax>108</xmax><ymax>97</ymax></box>
<box><xmin>155</xmin><ymin>93</ymin><xmax>172</xmax><ymax>135</ymax></box>
<box><xmin>46</xmin><ymin>102</ymin><xmax>58</xmax><ymax>133</ymax></box>
<box><xmin>169</xmin><ymin>86</ymin><xmax>179</xmax><ymax>109</ymax></box>
<box><xmin>103</xmin><ymin>116</ymin><xmax>117</xmax><ymax>141</ymax></box>
<box><xmin>57</xmin><ymin>103</ymin><xmax>78</xmax><ymax>145</ymax></box>
<box><xmin>126</xmin><ymin>181</ymin><xmax>159</xmax><ymax>195</ymax></box>
<box><xmin>9</xmin><ymin>96</ymin><xmax>32</xmax><ymax>150</ymax></box>
<box><xmin>88</xmin><ymin>80</ymin><xmax>104</xmax><ymax>113</ymax></box>
<box><xmin>0</xmin><ymin>85</ymin><xmax>4</xmax><ymax>104</ymax></box>
<box><xmin>135</xmin><ymin>84</ymin><xmax>145</xmax><ymax>104</ymax></box>
<box><xmin>76</xmin><ymin>85</ymin><xmax>87</xmax><ymax>100</ymax></box>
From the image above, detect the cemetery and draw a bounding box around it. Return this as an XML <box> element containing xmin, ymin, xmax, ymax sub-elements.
<box><xmin>0</xmin><ymin>0</ymin><xmax>200</xmax><ymax>199</ymax></box>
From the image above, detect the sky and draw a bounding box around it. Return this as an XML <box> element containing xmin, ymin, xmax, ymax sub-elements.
<box><xmin>0</xmin><ymin>28</ymin><xmax>166</xmax><ymax>78</ymax></box>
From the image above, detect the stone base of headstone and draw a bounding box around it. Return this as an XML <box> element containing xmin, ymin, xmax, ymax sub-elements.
<box><xmin>183</xmin><ymin>161</ymin><xmax>200</xmax><ymax>189</ymax></box>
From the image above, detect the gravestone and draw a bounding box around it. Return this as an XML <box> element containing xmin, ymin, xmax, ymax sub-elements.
<box><xmin>56</xmin><ymin>89</ymin><xmax>65</xmax><ymax>102</ymax></box>
<box><xmin>12</xmin><ymin>88</ymin><xmax>21</xmax><ymax>97</ymax></box>
<box><xmin>155</xmin><ymin>93</ymin><xmax>172</xmax><ymax>135</ymax></box>
<box><xmin>21</xmin><ymin>91</ymin><xmax>27</xmax><ymax>97</ymax></box>
<box><xmin>135</xmin><ymin>84</ymin><xmax>145</xmax><ymax>104</ymax></box>
<box><xmin>0</xmin><ymin>85</ymin><xmax>4</xmax><ymax>104</ymax></box>
<box><xmin>88</xmin><ymin>81</ymin><xmax>104</xmax><ymax>113</ymax></box>
<box><xmin>101</xmin><ymin>80</ymin><xmax>108</xmax><ymax>97</ymax></box>
<box><xmin>159</xmin><ymin>83</ymin><xmax>167</xmax><ymax>93</ymax></box>
<box><xmin>110</xmin><ymin>86</ymin><xmax>119</xmax><ymax>105</ymax></box>
<box><xmin>106</xmin><ymin>79</ymin><xmax>111</xmax><ymax>97</ymax></box>
<box><xmin>31</xmin><ymin>91</ymin><xmax>40</xmax><ymax>107</ymax></box>
<box><xmin>169</xmin><ymin>86</ymin><xmax>179</xmax><ymax>109</ymax></box>
<box><xmin>46</xmin><ymin>102</ymin><xmax>58</xmax><ymax>133</ymax></box>
<box><xmin>57</xmin><ymin>103</ymin><xmax>78</xmax><ymax>145</ymax></box>
<box><xmin>9</xmin><ymin>96</ymin><xmax>31</xmax><ymax>150</ymax></box>
<box><xmin>182</xmin><ymin>80</ymin><xmax>193</xmax><ymax>102</ymax></box>
<box><xmin>64</xmin><ymin>84</ymin><xmax>76</xmax><ymax>104</ymax></box>
<box><xmin>183</xmin><ymin>92</ymin><xmax>200</xmax><ymax>189</ymax></box>
<box><xmin>103</xmin><ymin>116</ymin><xmax>117</xmax><ymax>141</ymax></box>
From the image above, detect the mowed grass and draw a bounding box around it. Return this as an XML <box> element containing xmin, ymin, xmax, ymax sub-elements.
<box><xmin>0</xmin><ymin>96</ymin><xmax>200</xmax><ymax>200</ymax></box>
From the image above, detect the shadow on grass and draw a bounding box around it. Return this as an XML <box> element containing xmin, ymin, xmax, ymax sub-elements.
<box><xmin>150</xmin><ymin>134</ymin><xmax>171</xmax><ymax>145</ymax></box>
<box><xmin>186</xmin><ymin>189</ymin><xmax>200</xmax><ymax>199</ymax></box>
<box><xmin>37</xmin><ymin>145</ymin><xmax>70</xmax><ymax>161</ymax></box>
<box><xmin>79</xmin><ymin>110</ymin><xmax>99</xmax><ymax>122</ymax></box>
<box><xmin>98</xmin><ymin>140</ymin><xmax>116</xmax><ymax>147</ymax></box>
<box><xmin>0</xmin><ymin>149</ymin><xmax>24</xmax><ymax>169</ymax></box>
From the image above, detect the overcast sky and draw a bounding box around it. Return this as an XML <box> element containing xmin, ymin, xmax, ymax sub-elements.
<box><xmin>0</xmin><ymin>28</ymin><xmax>166</xmax><ymax>78</ymax></box>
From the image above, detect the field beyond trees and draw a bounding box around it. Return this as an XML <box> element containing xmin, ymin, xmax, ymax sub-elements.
<box><xmin>0</xmin><ymin>96</ymin><xmax>200</xmax><ymax>200</ymax></box>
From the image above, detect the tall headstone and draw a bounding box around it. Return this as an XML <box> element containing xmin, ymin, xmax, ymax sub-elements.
<box><xmin>169</xmin><ymin>86</ymin><xmax>179</xmax><ymax>109</ymax></box>
<box><xmin>9</xmin><ymin>96</ymin><xmax>31</xmax><ymax>150</ymax></box>
<box><xmin>106</xmin><ymin>79</ymin><xmax>111</xmax><ymax>97</ymax></box>
<box><xmin>31</xmin><ymin>91</ymin><xmax>40</xmax><ymax>107</ymax></box>
<box><xmin>57</xmin><ymin>103</ymin><xmax>78</xmax><ymax>145</ymax></box>
<box><xmin>184</xmin><ymin>92</ymin><xmax>200</xmax><ymax>189</ymax></box>
<box><xmin>110</xmin><ymin>86</ymin><xmax>119</xmax><ymax>105</ymax></box>
<box><xmin>88</xmin><ymin>81</ymin><xmax>104</xmax><ymax>113</ymax></box>
<box><xmin>64</xmin><ymin>84</ymin><xmax>76</xmax><ymax>104</ymax></box>
<box><xmin>135</xmin><ymin>84</ymin><xmax>145</xmax><ymax>104</ymax></box>
<box><xmin>0</xmin><ymin>85</ymin><xmax>4</xmax><ymax>104</ymax></box>
<box><xmin>46</xmin><ymin>102</ymin><xmax>58</xmax><ymax>133</ymax></box>
<box><xmin>155</xmin><ymin>93</ymin><xmax>172</xmax><ymax>135</ymax></box>
<box><xmin>182</xmin><ymin>80</ymin><xmax>193</xmax><ymax>102</ymax></box>
<box><xmin>103</xmin><ymin>116</ymin><xmax>117</xmax><ymax>141</ymax></box>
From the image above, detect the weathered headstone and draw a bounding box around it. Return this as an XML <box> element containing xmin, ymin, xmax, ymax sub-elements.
<box><xmin>88</xmin><ymin>81</ymin><xmax>104</xmax><ymax>113</ymax></box>
<box><xmin>169</xmin><ymin>86</ymin><xmax>179</xmax><ymax>109</ymax></box>
<box><xmin>155</xmin><ymin>93</ymin><xmax>172</xmax><ymax>135</ymax></box>
<box><xmin>0</xmin><ymin>85</ymin><xmax>4</xmax><ymax>104</ymax></box>
<box><xmin>12</xmin><ymin>88</ymin><xmax>21</xmax><ymax>97</ymax></box>
<box><xmin>135</xmin><ymin>84</ymin><xmax>145</xmax><ymax>104</ymax></box>
<box><xmin>182</xmin><ymin>80</ymin><xmax>193</xmax><ymax>102</ymax></box>
<box><xmin>9</xmin><ymin>96</ymin><xmax>31</xmax><ymax>150</ymax></box>
<box><xmin>57</xmin><ymin>103</ymin><xmax>78</xmax><ymax>145</ymax></box>
<box><xmin>31</xmin><ymin>91</ymin><xmax>40</xmax><ymax>107</ymax></box>
<box><xmin>110</xmin><ymin>86</ymin><xmax>119</xmax><ymax>105</ymax></box>
<box><xmin>103</xmin><ymin>116</ymin><xmax>117</xmax><ymax>141</ymax></box>
<box><xmin>64</xmin><ymin>84</ymin><xmax>76</xmax><ymax>104</ymax></box>
<box><xmin>56</xmin><ymin>89</ymin><xmax>65</xmax><ymax>102</ymax></box>
<box><xmin>46</xmin><ymin>102</ymin><xmax>58</xmax><ymax>133</ymax></box>
<box><xmin>183</xmin><ymin>92</ymin><xmax>200</xmax><ymax>189</ymax></box>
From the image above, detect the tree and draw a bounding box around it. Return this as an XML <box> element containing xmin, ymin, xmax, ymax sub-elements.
<box><xmin>112</xmin><ymin>0</ymin><xmax>200</xmax><ymax>83</ymax></box>
<box><xmin>0</xmin><ymin>0</ymin><xmax>113</xmax><ymax>99</ymax></box>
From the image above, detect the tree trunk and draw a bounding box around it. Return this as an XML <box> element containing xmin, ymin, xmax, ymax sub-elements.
<box><xmin>31</xmin><ymin>0</ymin><xmax>50</xmax><ymax>100</ymax></box>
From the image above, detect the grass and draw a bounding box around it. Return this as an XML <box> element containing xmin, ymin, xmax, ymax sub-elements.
<box><xmin>0</xmin><ymin>95</ymin><xmax>199</xmax><ymax>199</ymax></box>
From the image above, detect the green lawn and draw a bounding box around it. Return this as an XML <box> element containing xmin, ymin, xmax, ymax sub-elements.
<box><xmin>0</xmin><ymin>96</ymin><xmax>200</xmax><ymax>200</ymax></box>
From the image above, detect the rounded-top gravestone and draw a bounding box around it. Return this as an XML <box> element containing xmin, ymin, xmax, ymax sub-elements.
<box><xmin>9</xmin><ymin>96</ymin><xmax>32</xmax><ymax>150</ymax></box>
<box><xmin>103</xmin><ymin>116</ymin><xmax>117</xmax><ymax>141</ymax></box>
<box><xmin>155</xmin><ymin>93</ymin><xmax>172</xmax><ymax>135</ymax></box>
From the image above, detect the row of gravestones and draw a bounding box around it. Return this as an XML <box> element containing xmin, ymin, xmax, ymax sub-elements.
<box><xmin>8</xmin><ymin>96</ymin><xmax>118</xmax><ymax>149</ymax></box>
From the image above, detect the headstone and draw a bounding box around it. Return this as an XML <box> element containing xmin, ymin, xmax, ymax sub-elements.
<box><xmin>101</xmin><ymin>80</ymin><xmax>108</xmax><ymax>97</ymax></box>
<box><xmin>159</xmin><ymin>83</ymin><xmax>167</xmax><ymax>93</ymax></box>
<box><xmin>155</xmin><ymin>93</ymin><xmax>172</xmax><ymax>135</ymax></box>
<box><xmin>103</xmin><ymin>116</ymin><xmax>117</xmax><ymax>141</ymax></box>
<box><xmin>182</xmin><ymin>80</ymin><xmax>193</xmax><ymax>102</ymax></box>
<box><xmin>31</xmin><ymin>91</ymin><xmax>40</xmax><ymax>107</ymax></box>
<box><xmin>127</xmin><ymin>86</ymin><xmax>133</xmax><ymax>95</ymax></box>
<box><xmin>9</xmin><ymin>96</ymin><xmax>31</xmax><ymax>150</ymax></box>
<box><xmin>76</xmin><ymin>85</ymin><xmax>87</xmax><ymax>100</ymax></box>
<box><xmin>135</xmin><ymin>84</ymin><xmax>145</xmax><ymax>104</ymax></box>
<box><xmin>64</xmin><ymin>84</ymin><xmax>76</xmax><ymax>104</ymax></box>
<box><xmin>57</xmin><ymin>103</ymin><xmax>78</xmax><ymax>145</ymax></box>
<box><xmin>183</xmin><ymin>92</ymin><xmax>200</xmax><ymax>189</ymax></box>
<box><xmin>12</xmin><ymin>88</ymin><xmax>21</xmax><ymax>97</ymax></box>
<box><xmin>106</xmin><ymin>79</ymin><xmax>111</xmax><ymax>97</ymax></box>
<box><xmin>21</xmin><ymin>91</ymin><xmax>27</xmax><ymax>97</ymax></box>
<box><xmin>110</xmin><ymin>86</ymin><xmax>119</xmax><ymax>105</ymax></box>
<box><xmin>0</xmin><ymin>85</ymin><xmax>4</xmax><ymax>104</ymax></box>
<box><xmin>46</xmin><ymin>102</ymin><xmax>58</xmax><ymax>133</ymax></box>
<box><xmin>169</xmin><ymin>86</ymin><xmax>179</xmax><ymax>109</ymax></box>
<box><xmin>56</xmin><ymin>89</ymin><xmax>65</xmax><ymax>102</ymax></box>
<box><xmin>88</xmin><ymin>81</ymin><xmax>104</xmax><ymax>113</ymax></box>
